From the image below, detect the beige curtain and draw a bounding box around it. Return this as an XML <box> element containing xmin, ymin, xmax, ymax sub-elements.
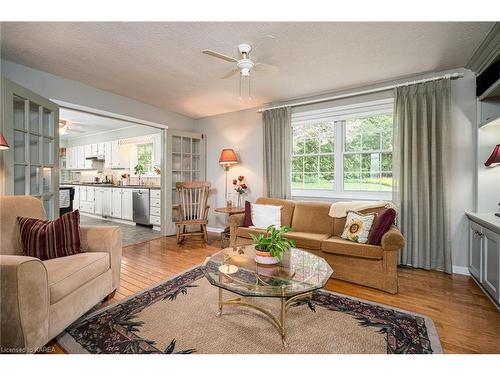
<box><xmin>263</xmin><ymin>107</ymin><xmax>292</xmax><ymax>199</ymax></box>
<box><xmin>393</xmin><ymin>78</ymin><xmax>452</xmax><ymax>273</ymax></box>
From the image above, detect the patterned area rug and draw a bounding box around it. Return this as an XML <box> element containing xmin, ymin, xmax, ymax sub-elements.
<box><xmin>56</xmin><ymin>267</ymin><xmax>442</xmax><ymax>354</ymax></box>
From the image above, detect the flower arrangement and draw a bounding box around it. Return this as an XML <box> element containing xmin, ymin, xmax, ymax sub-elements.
<box><xmin>232</xmin><ymin>176</ymin><xmax>248</xmax><ymax>207</ymax></box>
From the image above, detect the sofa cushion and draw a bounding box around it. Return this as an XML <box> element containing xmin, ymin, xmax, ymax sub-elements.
<box><xmin>291</xmin><ymin>201</ymin><xmax>333</xmax><ymax>235</ymax></box>
<box><xmin>333</xmin><ymin>206</ymin><xmax>387</xmax><ymax>237</ymax></box>
<box><xmin>43</xmin><ymin>252</ymin><xmax>110</xmax><ymax>304</ymax></box>
<box><xmin>255</xmin><ymin>197</ymin><xmax>295</xmax><ymax>227</ymax></box>
<box><xmin>17</xmin><ymin>210</ymin><xmax>82</xmax><ymax>260</ymax></box>
<box><xmin>236</xmin><ymin>227</ymin><xmax>267</xmax><ymax>239</ymax></box>
<box><xmin>321</xmin><ymin>236</ymin><xmax>383</xmax><ymax>259</ymax></box>
<box><xmin>284</xmin><ymin>232</ymin><xmax>331</xmax><ymax>250</ymax></box>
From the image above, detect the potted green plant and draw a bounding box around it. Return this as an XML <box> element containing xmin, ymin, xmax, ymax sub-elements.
<box><xmin>250</xmin><ymin>225</ymin><xmax>296</xmax><ymax>265</ymax></box>
<box><xmin>134</xmin><ymin>163</ymin><xmax>145</xmax><ymax>186</ymax></box>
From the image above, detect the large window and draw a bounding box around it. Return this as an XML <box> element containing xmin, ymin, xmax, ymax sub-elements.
<box><xmin>291</xmin><ymin>99</ymin><xmax>393</xmax><ymax>198</ymax></box>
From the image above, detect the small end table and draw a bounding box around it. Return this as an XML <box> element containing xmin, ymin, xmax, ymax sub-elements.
<box><xmin>214</xmin><ymin>207</ymin><xmax>245</xmax><ymax>248</ymax></box>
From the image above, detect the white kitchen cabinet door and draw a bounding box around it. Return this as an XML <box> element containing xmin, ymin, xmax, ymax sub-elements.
<box><xmin>97</xmin><ymin>142</ymin><xmax>105</xmax><ymax>156</ymax></box>
<box><xmin>482</xmin><ymin>228</ymin><xmax>500</xmax><ymax>301</ymax></box>
<box><xmin>94</xmin><ymin>188</ymin><xmax>103</xmax><ymax>215</ymax></box>
<box><xmin>111</xmin><ymin>141</ymin><xmax>120</xmax><ymax>168</ymax></box>
<box><xmin>104</xmin><ymin>142</ymin><xmax>112</xmax><ymax>169</ymax></box>
<box><xmin>77</xmin><ymin>146</ymin><xmax>85</xmax><ymax>169</ymax></box>
<box><xmin>122</xmin><ymin>189</ymin><xmax>133</xmax><ymax>221</ymax></box>
<box><xmin>86</xmin><ymin>186</ymin><xmax>95</xmax><ymax>203</ymax></box>
<box><xmin>73</xmin><ymin>185</ymin><xmax>80</xmax><ymax>210</ymax></box>
<box><xmin>111</xmin><ymin>188</ymin><xmax>122</xmax><ymax>218</ymax></box>
<box><xmin>84</xmin><ymin>145</ymin><xmax>92</xmax><ymax>169</ymax></box>
<box><xmin>70</xmin><ymin>147</ymin><xmax>77</xmax><ymax>169</ymax></box>
<box><xmin>80</xmin><ymin>186</ymin><xmax>88</xmax><ymax>202</ymax></box>
<box><xmin>102</xmin><ymin>188</ymin><xmax>112</xmax><ymax>217</ymax></box>
<box><xmin>91</xmin><ymin>143</ymin><xmax>98</xmax><ymax>157</ymax></box>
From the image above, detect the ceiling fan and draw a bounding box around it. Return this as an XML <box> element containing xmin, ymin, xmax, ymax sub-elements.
<box><xmin>59</xmin><ymin>119</ymin><xmax>85</xmax><ymax>135</ymax></box>
<box><xmin>202</xmin><ymin>43</ymin><xmax>278</xmax><ymax>99</ymax></box>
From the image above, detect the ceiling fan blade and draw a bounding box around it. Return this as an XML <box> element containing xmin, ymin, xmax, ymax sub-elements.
<box><xmin>254</xmin><ymin>62</ymin><xmax>279</xmax><ymax>73</ymax></box>
<box><xmin>221</xmin><ymin>68</ymin><xmax>240</xmax><ymax>79</ymax></box>
<box><xmin>68</xmin><ymin>128</ymin><xmax>86</xmax><ymax>133</ymax></box>
<box><xmin>202</xmin><ymin>49</ymin><xmax>238</xmax><ymax>63</ymax></box>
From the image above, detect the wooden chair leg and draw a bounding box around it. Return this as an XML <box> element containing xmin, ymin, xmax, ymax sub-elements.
<box><xmin>203</xmin><ymin>224</ymin><xmax>208</xmax><ymax>243</ymax></box>
<box><xmin>176</xmin><ymin>225</ymin><xmax>182</xmax><ymax>244</ymax></box>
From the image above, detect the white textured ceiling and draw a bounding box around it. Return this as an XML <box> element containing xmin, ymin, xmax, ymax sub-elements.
<box><xmin>1</xmin><ymin>22</ymin><xmax>494</xmax><ymax>118</ymax></box>
<box><xmin>59</xmin><ymin>108</ymin><xmax>138</xmax><ymax>140</ymax></box>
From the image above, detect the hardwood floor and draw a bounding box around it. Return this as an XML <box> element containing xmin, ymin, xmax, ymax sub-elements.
<box><xmin>50</xmin><ymin>233</ymin><xmax>500</xmax><ymax>354</ymax></box>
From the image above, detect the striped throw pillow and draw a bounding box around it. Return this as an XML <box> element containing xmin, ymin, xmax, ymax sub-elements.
<box><xmin>17</xmin><ymin>210</ymin><xmax>82</xmax><ymax>260</ymax></box>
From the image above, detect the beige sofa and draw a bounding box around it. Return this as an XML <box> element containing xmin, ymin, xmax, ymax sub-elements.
<box><xmin>230</xmin><ymin>197</ymin><xmax>405</xmax><ymax>294</ymax></box>
<box><xmin>0</xmin><ymin>196</ymin><xmax>122</xmax><ymax>352</ymax></box>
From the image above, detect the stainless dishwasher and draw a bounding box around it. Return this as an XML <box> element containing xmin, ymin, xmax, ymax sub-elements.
<box><xmin>132</xmin><ymin>189</ymin><xmax>150</xmax><ymax>225</ymax></box>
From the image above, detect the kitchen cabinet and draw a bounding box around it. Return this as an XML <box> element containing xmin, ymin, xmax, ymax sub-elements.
<box><xmin>111</xmin><ymin>188</ymin><xmax>122</xmax><ymax>218</ymax></box>
<box><xmin>97</xmin><ymin>142</ymin><xmax>105</xmax><ymax>156</ymax></box>
<box><xmin>84</xmin><ymin>145</ymin><xmax>92</xmax><ymax>169</ymax></box>
<box><xmin>102</xmin><ymin>188</ymin><xmax>112</xmax><ymax>217</ymax></box>
<box><xmin>467</xmin><ymin>213</ymin><xmax>500</xmax><ymax>307</ymax></box>
<box><xmin>94</xmin><ymin>188</ymin><xmax>104</xmax><ymax>216</ymax></box>
<box><xmin>150</xmin><ymin>189</ymin><xmax>161</xmax><ymax>231</ymax></box>
<box><xmin>77</xmin><ymin>146</ymin><xmax>85</xmax><ymax>169</ymax></box>
<box><xmin>79</xmin><ymin>186</ymin><xmax>95</xmax><ymax>214</ymax></box>
<box><xmin>122</xmin><ymin>189</ymin><xmax>133</xmax><ymax>221</ymax></box>
<box><xmin>91</xmin><ymin>143</ymin><xmax>98</xmax><ymax>157</ymax></box>
<box><xmin>483</xmin><ymin>227</ymin><xmax>500</xmax><ymax>301</ymax></box>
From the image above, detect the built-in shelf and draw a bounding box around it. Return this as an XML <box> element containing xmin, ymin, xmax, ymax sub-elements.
<box><xmin>478</xmin><ymin>77</ymin><xmax>500</xmax><ymax>101</ymax></box>
<box><xmin>478</xmin><ymin>113</ymin><xmax>500</xmax><ymax>128</ymax></box>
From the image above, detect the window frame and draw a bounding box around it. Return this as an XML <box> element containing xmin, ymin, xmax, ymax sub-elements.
<box><xmin>291</xmin><ymin>98</ymin><xmax>394</xmax><ymax>200</ymax></box>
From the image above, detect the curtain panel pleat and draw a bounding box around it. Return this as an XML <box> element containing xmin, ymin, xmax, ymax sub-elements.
<box><xmin>393</xmin><ymin>78</ymin><xmax>452</xmax><ymax>273</ymax></box>
<box><xmin>263</xmin><ymin>107</ymin><xmax>292</xmax><ymax>199</ymax></box>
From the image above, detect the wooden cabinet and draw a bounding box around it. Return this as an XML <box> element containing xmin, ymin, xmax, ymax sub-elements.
<box><xmin>111</xmin><ymin>188</ymin><xmax>122</xmax><ymax>218</ymax></box>
<box><xmin>467</xmin><ymin>215</ymin><xmax>500</xmax><ymax>307</ymax></box>
<box><xmin>469</xmin><ymin>221</ymin><xmax>483</xmax><ymax>281</ymax></box>
<box><xmin>122</xmin><ymin>189</ymin><xmax>133</xmax><ymax>221</ymax></box>
<box><xmin>482</xmin><ymin>227</ymin><xmax>500</xmax><ymax>301</ymax></box>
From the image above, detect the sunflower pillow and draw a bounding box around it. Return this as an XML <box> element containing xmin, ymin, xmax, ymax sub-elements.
<box><xmin>341</xmin><ymin>211</ymin><xmax>376</xmax><ymax>244</ymax></box>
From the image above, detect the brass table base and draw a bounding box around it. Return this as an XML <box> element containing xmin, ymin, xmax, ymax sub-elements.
<box><xmin>217</xmin><ymin>287</ymin><xmax>313</xmax><ymax>347</ymax></box>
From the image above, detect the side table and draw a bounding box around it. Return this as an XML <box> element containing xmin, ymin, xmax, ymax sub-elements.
<box><xmin>214</xmin><ymin>207</ymin><xmax>245</xmax><ymax>248</ymax></box>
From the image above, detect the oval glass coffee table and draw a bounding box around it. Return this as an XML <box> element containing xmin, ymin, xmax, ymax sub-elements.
<box><xmin>202</xmin><ymin>245</ymin><xmax>333</xmax><ymax>346</ymax></box>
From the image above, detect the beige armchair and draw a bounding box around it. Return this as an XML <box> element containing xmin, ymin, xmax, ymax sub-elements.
<box><xmin>0</xmin><ymin>196</ymin><xmax>122</xmax><ymax>353</ymax></box>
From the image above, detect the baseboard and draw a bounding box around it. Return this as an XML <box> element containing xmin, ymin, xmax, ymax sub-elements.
<box><xmin>452</xmin><ymin>266</ymin><xmax>470</xmax><ymax>276</ymax></box>
<box><xmin>207</xmin><ymin>226</ymin><xmax>225</xmax><ymax>234</ymax></box>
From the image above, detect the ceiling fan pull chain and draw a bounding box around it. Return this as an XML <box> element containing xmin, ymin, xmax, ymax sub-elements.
<box><xmin>239</xmin><ymin>75</ymin><xmax>242</xmax><ymax>99</ymax></box>
<box><xmin>248</xmin><ymin>75</ymin><xmax>252</xmax><ymax>100</ymax></box>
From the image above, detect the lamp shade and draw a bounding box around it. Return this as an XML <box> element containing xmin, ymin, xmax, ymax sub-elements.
<box><xmin>485</xmin><ymin>144</ymin><xmax>500</xmax><ymax>167</ymax></box>
<box><xmin>0</xmin><ymin>132</ymin><xmax>9</xmax><ymax>150</ymax></box>
<box><xmin>219</xmin><ymin>148</ymin><xmax>238</xmax><ymax>165</ymax></box>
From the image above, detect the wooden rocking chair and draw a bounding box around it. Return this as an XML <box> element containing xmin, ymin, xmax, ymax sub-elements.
<box><xmin>173</xmin><ymin>181</ymin><xmax>211</xmax><ymax>244</ymax></box>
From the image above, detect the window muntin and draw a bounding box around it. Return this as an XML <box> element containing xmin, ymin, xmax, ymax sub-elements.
<box><xmin>291</xmin><ymin>122</ymin><xmax>335</xmax><ymax>190</ymax></box>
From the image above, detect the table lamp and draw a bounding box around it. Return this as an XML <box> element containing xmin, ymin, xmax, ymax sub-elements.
<box><xmin>219</xmin><ymin>148</ymin><xmax>238</xmax><ymax>206</ymax></box>
<box><xmin>0</xmin><ymin>132</ymin><xmax>9</xmax><ymax>150</ymax></box>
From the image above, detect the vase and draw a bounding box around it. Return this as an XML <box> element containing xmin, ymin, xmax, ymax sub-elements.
<box><xmin>254</xmin><ymin>248</ymin><xmax>280</xmax><ymax>265</ymax></box>
<box><xmin>237</xmin><ymin>194</ymin><xmax>243</xmax><ymax>208</ymax></box>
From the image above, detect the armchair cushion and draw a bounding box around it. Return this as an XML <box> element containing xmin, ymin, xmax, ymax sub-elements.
<box><xmin>43</xmin><ymin>252</ymin><xmax>110</xmax><ymax>304</ymax></box>
<box><xmin>17</xmin><ymin>210</ymin><xmax>82</xmax><ymax>261</ymax></box>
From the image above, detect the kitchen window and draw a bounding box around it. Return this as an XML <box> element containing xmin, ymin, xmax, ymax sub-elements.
<box><xmin>291</xmin><ymin>98</ymin><xmax>394</xmax><ymax>199</ymax></box>
<box><xmin>137</xmin><ymin>143</ymin><xmax>153</xmax><ymax>173</ymax></box>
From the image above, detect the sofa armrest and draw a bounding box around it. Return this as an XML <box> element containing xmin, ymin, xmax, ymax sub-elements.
<box><xmin>229</xmin><ymin>213</ymin><xmax>245</xmax><ymax>246</ymax></box>
<box><xmin>0</xmin><ymin>255</ymin><xmax>49</xmax><ymax>352</ymax></box>
<box><xmin>381</xmin><ymin>225</ymin><xmax>405</xmax><ymax>252</ymax></box>
<box><xmin>80</xmin><ymin>225</ymin><xmax>122</xmax><ymax>291</ymax></box>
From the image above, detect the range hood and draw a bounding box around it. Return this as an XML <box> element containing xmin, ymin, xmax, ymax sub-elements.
<box><xmin>85</xmin><ymin>155</ymin><xmax>105</xmax><ymax>161</ymax></box>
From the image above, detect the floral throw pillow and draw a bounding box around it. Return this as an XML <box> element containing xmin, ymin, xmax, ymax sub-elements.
<box><xmin>341</xmin><ymin>210</ymin><xmax>376</xmax><ymax>244</ymax></box>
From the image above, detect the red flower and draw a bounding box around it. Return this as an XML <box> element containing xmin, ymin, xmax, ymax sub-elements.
<box><xmin>240</xmin><ymin>184</ymin><xmax>247</xmax><ymax>189</ymax></box>
<box><xmin>232</xmin><ymin>179</ymin><xmax>237</xmax><ymax>185</ymax></box>
<box><xmin>238</xmin><ymin>175</ymin><xmax>244</xmax><ymax>182</ymax></box>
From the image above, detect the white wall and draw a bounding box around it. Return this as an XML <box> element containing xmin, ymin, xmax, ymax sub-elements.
<box><xmin>196</xmin><ymin>69</ymin><xmax>478</xmax><ymax>273</ymax></box>
<box><xmin>197</xmin><ymin>108</ymin><xmax>263</xmax><ymax>229</ymax></box>
<box><xmin>1</xmin><ymin>60</ymin><xmax>196</xmax><ymax>131</ymax></box>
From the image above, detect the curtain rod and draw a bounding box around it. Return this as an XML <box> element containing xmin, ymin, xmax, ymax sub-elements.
<box><xmin>257</xmin><ymin>72</ymin><xmax>465</xmax><ymax>113</ymax></box>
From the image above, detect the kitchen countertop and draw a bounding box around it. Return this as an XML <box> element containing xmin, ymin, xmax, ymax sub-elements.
<box><xmin>466</xmin><ymin>212</ymin><xmax>500</xmax><ymax>234</ymax></box>
<box><xmin>61</xmin><ymin>183</ymin><xmax>161</xmax><ymax>189</ymax></box>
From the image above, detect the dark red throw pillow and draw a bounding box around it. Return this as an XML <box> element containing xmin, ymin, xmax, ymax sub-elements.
<box><xmin>17</xmin><ymin>210</ymin><xmax>82</xmax><ymax>261</ymax></box>
<box><xmin>243</xmin><ymin>200</ymin><xmax>253</xmax><ymax>227</ymax></box>
<box><xmin>368</xmin><ymin>208</ymin><xmax>397</xmax><ymax>245</ymax></box>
